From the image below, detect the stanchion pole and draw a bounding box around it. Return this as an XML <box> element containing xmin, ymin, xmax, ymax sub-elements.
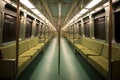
<box><xmin>15</xmin><ymin>0</ymin><xmax>20</xmax><ymax>79</ymax></box>
<box><xmin>108</xmin><ymin>0</ymin><xmax>112</xmax><ymax>80</ymax></box>
<box><xmin>58</xmin><ymin>0</ymin><xmax>61</xmax><ymax>75</ymax></box>
<box><xmin>57</xmin><ymin>21</ymin><xmax>61</xmax><ymax>76</ymax></box>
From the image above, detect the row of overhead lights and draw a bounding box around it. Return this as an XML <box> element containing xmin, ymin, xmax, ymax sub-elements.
<box><xmin>62</xmin><ymin>0</ymin><xmax>102</xmax><ymax>30</ymax></box>
<box><xmin>63</xmin><ymin>0</ymin><xmax>119</xmax><ymax>30</ymax></box>
<box><xmin>20</xmin><ymin>0</ymin><xmax>103</xmax><ymax>31</ymax></box>
<box><xmin>20</xmin><ymin>0</ymin><xmax>55</xmax><ymax>30</ymax></box>
<box><xmin>20</xmin><ymin>0</ymin><xmax>46</xmax><ymax>22</ymax></box>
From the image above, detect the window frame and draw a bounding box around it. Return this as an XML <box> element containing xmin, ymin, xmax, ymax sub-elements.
<box><xmin>2</xmin><ymin>13</ymin><xmax>17</xmax><ymax>43</ymax></box>
<box><xmin>78</xmin><ymin>21</ymin><xmax>82</xmax><ymax>36</ymax></box>
<box><xmin>93</xmin><ymin>9</ymin><xmax>106</xmax><ymax>40</ymax></box>
<box><xmin>94</xmin><ymin>16</ymin><xmax>106</xmax><ymax>40</ymax></box>
<box><xmin>83</xmin><ymin>16</ymin><xmax>90</xmax><ymax>37</ymax></box>
<box><xmin>25</xmin><ymin>15</ymin><xmax>34</xmax><ymax>38</ymax></box>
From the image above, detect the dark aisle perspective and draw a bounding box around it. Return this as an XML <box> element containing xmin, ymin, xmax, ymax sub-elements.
<box><xmin>1</xmin><ymin>1</ymin><xmax>120</xmax><ymax>80</ymax></box>
<box><xmin>17</xmin><ymin>36</ymin><xmax>106</xmax><ymax>80</ymax></box>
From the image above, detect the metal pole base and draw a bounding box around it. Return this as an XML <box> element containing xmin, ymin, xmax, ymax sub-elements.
<box><xmin>56</xmin><ymin>73</ymin><xmax>62</xmax><ymax>77</ymax></box>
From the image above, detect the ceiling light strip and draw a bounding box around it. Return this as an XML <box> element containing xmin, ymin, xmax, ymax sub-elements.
<box><xmin>64</xmin><ymin>0</ymin><xmax>102</xmax><ymax>29</ymax></box>
<box><xmin>20</xmin><ymin>0</ymin><xmax>54</xmax><ymax>28</ymax></box>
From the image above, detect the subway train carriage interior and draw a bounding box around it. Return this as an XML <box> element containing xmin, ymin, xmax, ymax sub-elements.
<box><xmin>0</xmin><ymin>0</ymin><xmax>120</xmax><ymax>80</ymax></box>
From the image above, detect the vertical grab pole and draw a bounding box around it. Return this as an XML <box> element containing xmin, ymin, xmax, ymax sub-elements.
<box><xmin>58</xmin><ymin>0</ymin><xmax>61</xmax><ymax>75</ymax></box>
<box><xmin>108</xmin><ymin>0</ymin><xmax>112</xmax><ymax>80</ymax></box>
<box><xmin>58</xmin><ymin>25</ymin><xmax>60</xmax><ymax>75</ymax></box>
<box><xmin>15</xmin><ymin>0</ymin><xmax>20</xmax><ymax>79</ymax></box>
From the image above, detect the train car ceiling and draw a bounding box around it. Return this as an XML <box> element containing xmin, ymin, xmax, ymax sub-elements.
<box><xmin>4</xmin><ymin>0</ymin><xmax>108</xmax><ymax>30</ymax></box>
<box><xmin>29</xmin><ymin>0</ymin><xmax>106</xmax><ymax>28</ymax></box>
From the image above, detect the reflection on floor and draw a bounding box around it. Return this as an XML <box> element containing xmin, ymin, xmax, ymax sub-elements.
<box><xmin>17</xmin><ymin>36</ymin><xmax>106</xmax><ymax>80</ymax></box>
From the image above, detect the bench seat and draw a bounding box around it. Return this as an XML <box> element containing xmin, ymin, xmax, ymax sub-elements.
<box><xmin>74</xmin><ymin>43</ymin><xmax>87</xmax><ymax>50</ymax></box>
<box><xmin>88</xmin><ymin>44</ymin><xmax>120</xmax><ymax>79</ymax></box>
<box><xmin>18</xmin><ymin>57</ymin><xmax>31</xmax><ymax>75</ymax></box>
<box><xmin>19</xmin><ymin>50</ymin><xmax>38</xmax><ymax>60</ymax></box>
<box><xmin>0</xmin><ymin>37</ymin><xmax>47</xmax><ymax>79</ymax></box>
<box><xmin>73</xmin><ymin>38</ymin><xmax>103</xmax><ymax>58</ymax></box>
<box><xmin>88</xmin><ymin>56</ymin><xmax>108</xmax><ymax>77</ymax></box>
<box><xmin>66</xmin><ymin>36</ymin><xmax>120</xmax><ymax>79</ymax></box>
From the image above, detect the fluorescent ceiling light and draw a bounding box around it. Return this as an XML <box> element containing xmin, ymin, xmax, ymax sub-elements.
<box><xmin>20</xmin><ymin>0</ymin><xmax>48</xmax><ymax>22</ymax></box>
<box><xmin>32</xmin><ymin>9</ymin><xmax>40</xmax><ymax>14</ymax></box>
<box><xmin>46</xmin><ymin>19</ymin><xmax>49</xmax><ymax>23</ymax></box>
<box><xmin>112</xmin><ymin>0</ymin><xmax>119</xmax><ymax>2</ymax></box>
<box><xmin>66</xmin><ymin>0</ymin><xmax>103</xmax><ymax>28</ymax></box>
<box><xmin>39</xmin><ymin>14</ymin><xmax>45</xmax><ymax>20</ymax></box>
<box><xmin>90</xmin><ymin>11</ymin><xmax>95</xmax><ymax>14</ymax></box>
<box><xmin>95</xmin><ymin>7</ymin><xmax>103</xmax><ymax>11</ymax></box>
<box><xmin>70</xmin><ymin>19</ymin><xmax>74</xmax><ymax>23</ymax></box>
<box><xmin>85</xmin><ymin>0</ymin><xmax>102</xmax><ymax>9</ymax></box>
<box><xmin>74</xmin><ymin>13</ymin><xmax>81</xmax><ymax>20</ymax></box>
<box><xmin>103</xmin><ymin>2</ymin><xmax>109</xmax><ymax>7</ymax></box>
<box><xmin>20</xmin><ymin>0</ymin><xmax>35</xmax><ymax>9</ymax></box>
<box><xmin>79</xmin><ymin>9</ymin><xmax>88</xmax><ymax>14</ymax></box>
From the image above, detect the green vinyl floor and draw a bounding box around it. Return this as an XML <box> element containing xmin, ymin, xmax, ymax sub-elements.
<box><xmin>17</xmin><ymin>36</ymin><xmax>106</xmax><ymax>80</ymax></box>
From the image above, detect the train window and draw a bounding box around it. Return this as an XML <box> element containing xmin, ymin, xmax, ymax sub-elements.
<box><xmin>40</xmin><ymin>22</ymin><xmax>43</xmax><ymax>35</ymax></box>
<box><xmin>2</xmin><ymin>14</ymin><xmax>16</xmax><ymax>43</ymax></box>
<box><xmin>74</xmin><ymin>23</ymin><xmax>77</xmax><ymax>34</ymax></box>
<box><xmin>35</xmin><ymin>24</ymin><xmax>39</xmax><ymax>36</ymax></box>
<box><xmin>94</xmin><ymin>17</ymin><xmax>106</xmax><ymax>40</ymax></box>
<box><xmin>84</xmin><ymin>22</ymin><xmax>90</xmax><ymax>37</ymax></box>
<box><xmin>25</xmin><ymin>20</ymin><xmax>32</xmax><ymax>38</ymax></box>
<box><xmin>83</xmin><ymin>16</ymin><xmax>90</xmax><ymax>37</ymax></box>
<box><xmin>42</xmin><ymin>24</ymin><xmax>45</xmax><ymax>35</ymax></box>
<box><xmin>35</xmin><ymin>19</ymin><xmax>40</xmax><ymax>36</ymax></box>
<box><xmin>93</xmin><ymin>9</ymin><xmax>105</xmax><ymax>40</ymax></box>
<box><xmin>25</xmin><ymin>15</ymin><xmax>34</xmax><ymax>38</ymax></box>
<box><xmin>114</xmin><ymin>11</ymin><xmax>120</xmax><ymax>43</ymax></box>
<box><xmin>78</xmin><ymin>21</ymin><xmax>82</xmax><ymax>36</ymax></box>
